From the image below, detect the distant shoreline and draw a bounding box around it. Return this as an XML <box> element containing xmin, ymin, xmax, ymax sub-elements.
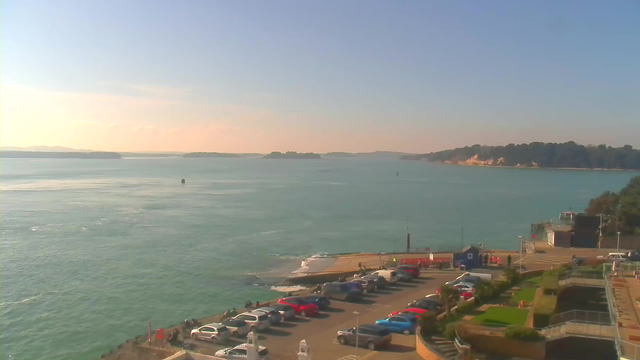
<box><xmin>419</xmin><ymin>160</ymin><xmax>640</xmax><ymax>172</ymax></box>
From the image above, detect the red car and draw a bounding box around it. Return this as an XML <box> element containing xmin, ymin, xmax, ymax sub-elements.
<box><xmin>277</xmin><ymin>297</ymin><xmax>319</xmax><ymax>317</ymax></box>
<box><xmin>396</xmin><ymin>265</ymin><xmax>420</xmax><ymax>279</ymax></box>
<box><xmin>388</xmin><ymin>307</ymin><xmax>428</xmax><ymax>318</ymax></box>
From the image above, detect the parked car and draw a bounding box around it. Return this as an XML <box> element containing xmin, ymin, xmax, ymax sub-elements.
<box><xmin>598</xmin><ymin>253</ymin><xmax>627</xmax><ymax>262</ymax></box>
<box><xmin>221</xmin><ymin>319</ymin><xmax>250</xmax><ymax>337</ymax></box>
<box><xmin>231</xmin><ymin>311</ymin><xmax>271</xmax><ymax>332</ymax></box>
<box><xmin>277</xmin><ymin>297</ymin><xmax>319</xmax><ymax>317</ymax></box>
<box><xmin>396</xmin><ymin>265</ymin><xmax>420</xmax><ymax>278</ymax></box>
<box><xmin>321</xmin><ymin>282</ymin><xmax>363</xmax><ymax>302</ymax></box>
<box><xmin>215</xmin><ymin>343</ymin><xmax>272</xmax><ymax>360</ymax></box>
<box><xmin>388</xmin><ymin>307</ymin><xmax>428</xmax><ymax>318</ymax></box>
<box><xmin>392</xmin><ymin>269</ymin><xmax>413</xmax><ymax>282</ymax></box>
<box><xmin>351</xmin><ymin>278</ymin><xmax>376</xmax><ymax>293</ymax></box>
<box><xmin>408</xmin><ymin>298</ymin><xmax>441</xmax><ymax>312</ymax></box>
<box><xmin>424</xmin><ymin>293</ymin><xmax>439</xmax><ymax>300</ymax></box>
<box><xmin>303</xmin><ymin>294</ymin><xmax>331</xmax><ymax>310</ymax></box>
<box><xmin>370</xmin><ymin>270</ymin><xmax>399</xmax><ymax>284</ymax></box>
<box><xmin>272</xmin><ymin>303</ymin><xmax>296</xmax><ymax>320</ymax></box>
<box><xmin>446</xmin><ymin>275</ymin><xmax>481</xmax><ymax>286</ymax></box>
<box><xmin>254</xmin><ymin>307</ymin><xmax>282</xmax><ymax>325</ymax></box>
<box><xmin>375</xmin><ymin>313</ymin><xmax>418</xmax><ymax>335</ymax></box>
<box><xmin>361</xmin><ymin>275</ymin><xmax>388</xmax><ymax>289</ymax></box>
<box><xmin>336</xmin><ymin>324</ymin><xmax>392</xmax><ymax>350</ymax></box>
<box><xmin>190</xmin><ymin>323</ymin><xmax>231</xmax><ymax>343</ymax></box>
<box><xmin>628</xmin><ymin>250</ymin><xmax>640</xmax><ymax>262</ymax></box>
<box><xmin>334</xmin><ymin>281</ymin><xmax>366</xmax><ymax>293</ymax></box>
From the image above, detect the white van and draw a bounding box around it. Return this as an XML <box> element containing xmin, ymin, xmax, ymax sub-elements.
<box><xmin>370</xmin><ymin>270</ymin><xmax>399</xmax><ymax>284</ymax></box>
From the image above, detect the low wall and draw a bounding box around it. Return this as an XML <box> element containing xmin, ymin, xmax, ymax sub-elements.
<box><xmin>415</xmin><ymin>327</ymin><xmax>448</xmax><ymax>360</ymax></box>
<box><xmin>458</xmin><ymin>325</ymin><xmax>545</xmax><ymax>360</ymax></box>
<box><xmin>286</xmin><ymin>270</ymin><xmax>361</xmax><ymax>284</ymax></box>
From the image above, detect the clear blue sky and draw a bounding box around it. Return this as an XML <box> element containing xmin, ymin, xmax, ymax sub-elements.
<box><xmin>1</xmin><ymin>0</ymin><xmax>639</xmax><ymax>152</ymax></box>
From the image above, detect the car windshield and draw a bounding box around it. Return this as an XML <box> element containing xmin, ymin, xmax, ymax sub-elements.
<box><xmin>217</xmin><ymin>326</ymin><xmax>228</xmax><ymax>333</ymax></box>
<box><xmin>257</xmin><ymin>314</ymin><xmax>269</xmax><ymax>321</ymax></box>
<box><xmin>258</xmin><ymin>349</ymin><xmax>269</xmax><ymax>356</ymax></box>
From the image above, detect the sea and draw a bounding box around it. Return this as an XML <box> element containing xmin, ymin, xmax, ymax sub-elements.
<box><xmin>0</xmin><ymin>157</ymin><xmax>636</xmax><ymax>360</ymax></box>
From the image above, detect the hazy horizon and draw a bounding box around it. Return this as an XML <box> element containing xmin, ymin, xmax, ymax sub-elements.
<box><xmin>2</xmin><ymin>1</ymin><xmax>639</xmax><ymax>153</ymax></box>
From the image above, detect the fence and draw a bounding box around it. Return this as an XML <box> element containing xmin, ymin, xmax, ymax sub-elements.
<box><xmin>603</xmin><ymin>262</ymin><xmax>640</xmax><ymax>359</ymax></box>
<box><xmin>551</xmin><ymin>310</ymin><xmax>610</xmax><ymax>326</ymax></box>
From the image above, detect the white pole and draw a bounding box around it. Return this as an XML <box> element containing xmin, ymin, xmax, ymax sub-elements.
<box><xmin>519</xmin><ymin>236</ymin><xmax>523</xmax><ymax>273</ymax></box>
<box><xmin>354</xmin><ymin>311</ymin><xmax>360</xmax><ymax>358</ymax></box>
<box><xmin>617</xmin><ymin>232</ymin><xmax>621</xmax><ymax>254</ymax></box>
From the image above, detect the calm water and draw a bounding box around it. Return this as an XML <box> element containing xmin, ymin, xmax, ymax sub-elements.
<box><xmin>0</xmin><ymin>157</ymin><xmax>635</xmax><ymax>360</ymax></box>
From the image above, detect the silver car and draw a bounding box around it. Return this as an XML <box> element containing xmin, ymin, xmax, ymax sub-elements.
<box><xmin>190</xmin><ymin>323</ymin><xmax>231</xmax><ymax>343</ymax></box>
<box><xmin>222</xmin><ymin>318</ymin><xmax>250</xmax><ymax>337</ymax></box>
<box><xmin>215</xmin><ymin>343</ymin><xmax>272</xmax><ymax>359</ymax></box>
<box><xmin>273</xmin><ymin>303</ymin><xmax>296</xmax><ymax>320</ymax></box>
<box><xmin>254</xmin><ymin>307</ymin><xmax>282</xmax><ymax>325</ymax></box>
<box><xmin>232</xmin><ymin>311</ymin><xmax>271</xmax><ymax>332</ymax></box>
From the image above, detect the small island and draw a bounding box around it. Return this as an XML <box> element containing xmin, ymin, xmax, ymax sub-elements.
<box><xmin>263</xmin><ymin>151</ymin><xmax>321</xmax><ymax>159</ymax></box>
<box><xmin>0</xmin><ymin>151</ymin><xmax>121</xmax><ymax>159</ymax></box>
<box><xmin>401</xmin><ymin>142</ymin><xmax>640</xmax><ymax>170</ymax></box>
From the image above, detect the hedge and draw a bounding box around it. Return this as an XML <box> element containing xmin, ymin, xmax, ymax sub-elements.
<box><xmin>541</xmin><ymin>275</ymin><xmax>559</xmax><ymax>295</ymax></box>
<box><xmin>504</xmin><ymin>325</ymin><xmax>544</xmax><ymax>341</ymax></box>
<box><xmin>419</xmin><ymin>311</ymin><xmax>438</xmax><ymax>335</ymax></box>
<box><xmin>533</xmin><ymin>295</ymin><xmax>557</xmax><ymax>327</ymax></box>
<box><xmin>456</xmin><ymin>299</ymin><xmax>474</xmax><ymax>314</ymax></box>
<box><xmin>443</xmin><ymin>321</ymin><xmax>458</xmax><ymax>340</ymax></box>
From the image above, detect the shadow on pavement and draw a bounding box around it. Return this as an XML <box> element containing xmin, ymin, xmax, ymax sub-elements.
<box><xmin>355</xmin><ymin>299</ymin><xmax>376</xmax><ymax>305</ymax></box>
<box><xmin>314</xmin><ymin>313</ymin><xmax>331</xmax><ymax>319</ymax></box>
<box><xmin>272</xmin><ymin>322</ymin><xmax>297</xmax><ymax>328</ymax></box>
<box><xmin>383</xmin><ymin>343</ymin><xmax>416</xmax><ymax>353</ymax></box>
<box><xmin>395</xmin><ymin>283</ymin><xmax>418</xmax><ymax>288</ymax></box>
<box><xmin>324</xmin><ymin>307</ymin><xmax>346</xmax><ymax>313</ymax></box>
<box><xmin>289</xmin><ymin>317</ymin><xmax>311</xmax><ymax>323</ymax></box>
<box><xmin>374</xmin><ymin>290</ymin><xmax>393</xmax><ymax>295</ymax></box>
<box><xmin>262</xmin><ymin>328</ymin><xmax>292</xmax><ymax>337</ymax></box>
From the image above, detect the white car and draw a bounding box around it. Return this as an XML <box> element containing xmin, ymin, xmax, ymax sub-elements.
<box><xmin>453</xmin><ymin>283</ymin><xmax>475</xmax><ymax>293</ymax></box>
<box><xmin>254</xmin><ymin>307</ymin><xmax>282</xmax><ymax>325</ymax></box>
<box><xmin>190</xmin><ymin>323</ymin><xmax>231</xmax><ymax>343</ymax></box>
<box><xmin>222</xmin><ymin>319</ymin><xmax>250</xmax><ymax>337</ymax></box>
<box><xmin>370</xmin><ymin>270</ymin><xmax>399</xmax><ymax>284</ymax></box>
<box><xmin>232</xmin><ymin>311</ymin><xmax>271</xmax><ymax>332</ymax></box>
<box><xmin>215</xmin><ymin>343</ymin><xmax>272</xmax><ymax>359</ymax></box>
<box><xmin>424</xmin><ymin>293</ymin><xmax>439</xmax><ymax>299</ymax></box>
<box><xmin>598</xmin><ymin>253</ymin><xmax>627</xmax><ymax>262</ymax></box>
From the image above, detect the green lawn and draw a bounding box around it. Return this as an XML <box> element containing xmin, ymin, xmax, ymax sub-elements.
<box><xmin>472</xmin><ymin>307</ymin><xmax>529</xmax><ymax>327</ymax></box>
<box><xmin>511</xmin><ymin>287</ymin><xmax>537</xmax><ymax>304</ymax></box>
<box><xmin>527</xmin><ymin>276</ymin><xmax>542</xmax><ymax>286</ymax></box>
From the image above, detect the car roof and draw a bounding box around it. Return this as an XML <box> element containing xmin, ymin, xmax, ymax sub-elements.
<box><xmin>222</xmin><ymin>319</ymin><xmax>246</xmax><ymax>326</ymax></box>
<box><xmin>391</xmin><ymin>313</ymin><xmax>417</xmax><ymax>320</ymax></box>
<box><xmin>254</xmin><ymin>307</ymin><xmax>276</xmax><ymax>312</ymax></box>
<box><xmin>405</xmin><ymin>308</ymin><xmax>427</xmax><ymax>313</ymax></box>
<box><xmin>201</xmin><ymin>323</ymin><xmax>224</xmax><ymax>328</ymax></box>
<box><xmin>232</xmin><ymin>343</ymin><xmax>267</xmax><ymax>351</ymax></box>
<box><xmin>246</xmin><ymin>311</ymin><xmax>265</xmax><ymax>316</ymax></box>
<box><xmin>359</xmin><ymin>324</ymin><xmax>387</xmax><ymax>331</ymax></box>
<box><xmin>282</xmin><ymin>296</ymin><xmax>303</xmax><ymax>301</ymax></box>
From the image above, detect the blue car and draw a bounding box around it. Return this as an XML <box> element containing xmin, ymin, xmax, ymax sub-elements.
<box><xmin>375</xmin><ymin>313</ymin><xmax>417</xmax><ymax>335</ymax></box>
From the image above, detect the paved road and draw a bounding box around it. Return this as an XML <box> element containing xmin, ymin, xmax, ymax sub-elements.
<box><xmin>184</xmin><ymin>272</ymin><xmax>459</xmax><ymax>360</ymax></box>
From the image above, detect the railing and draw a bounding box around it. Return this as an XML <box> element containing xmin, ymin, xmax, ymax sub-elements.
<box><xmin>454</xmin><ymin>329</ymin><xmax>471</xmax><ymax>352</ymax></box>
<box><xmin>603</xmin><ymin>262</ymin><xmax>640</xmax><ymax>359</ymax></box>
<box><xmin>540</xmin><ymin>320</ymin><xmax>614</xmax><ymax>340</ymax></box>
<box><xmin>551</xmin><ymin>310</ymin><xmax>610</xmax><ymax>325</ymax></box>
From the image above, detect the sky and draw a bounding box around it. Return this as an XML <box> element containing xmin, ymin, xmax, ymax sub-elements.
<box><xmin>1</xmin><ymin>1</ymin><xmax>639</xmax><ymax>153</ymax></box>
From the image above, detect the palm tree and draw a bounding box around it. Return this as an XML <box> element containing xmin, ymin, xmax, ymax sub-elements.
<box><xmin>439</xmin><ymin>285</ymin><xmax>460</xmax><ymax>315</ymax></box>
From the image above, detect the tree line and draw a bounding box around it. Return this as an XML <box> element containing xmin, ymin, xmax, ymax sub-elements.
<box><xmin>402</xmin><ymin>142</ymin><xmax>640</xmax><ymax>169</ymax></box>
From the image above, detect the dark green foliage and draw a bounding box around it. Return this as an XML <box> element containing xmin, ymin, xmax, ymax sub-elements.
<box><xmin>585</xmin><ymin>176</ymin><xmax>640</xmax><ymax>235</ymax></box>
<box><xmin>533</xmin><ymin>295</ymin><xmax>557</xmax><ymax>327</ymax></box>
<box><xmin>439</xmin><ymin>285</ymin><xmax>460</xmax><ymax>315</ymax></box>
<box><xmin>402</xmin><ymin>142</ymin><xmax>640</xmax><ymax>170</ymax></box>
<box><xmin>456</xmin><ymin>299</ymin><xmax>474</xmax><ymax>314</ymax></box>
<box><xmin>474</xmin><ymin>280</ymin><xmax>495</xmax><ymax>302</ymax></box>
<box><xmin>503</xmin><ymin>268</ymin><xmax>520</xmax><ymax>285</ymax></box>
<box><xmin>504</xmin><ymin>325</ymin><xmax>544</xmax><ymax>341</ymax></box>
<box><xmin>418</xmin><ymin>311</ymin><xmax>438</xmax><ymax>335</ymax></box>
<box><xmin>443</xmin><ymin>322</ymin><xmax>458</xmax><ymax>340</ymax></box>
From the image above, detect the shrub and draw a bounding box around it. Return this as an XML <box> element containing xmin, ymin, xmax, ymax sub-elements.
<box><xmin>541</xmin><ymin>275</ymin><xmax>559</xmax><ymax>295</ymax></box>
<box><xmin>503</xmin><ymin>267</ymin><xmax>520</xmax><ymax>285</ymax></box>
<box><xmin>474</xmin><ymin>280</ymin><xmax>495</xmax><ymax>302</ymax></box>
<box><xmin>491</xmin><ymin>280</ymin><xmax>509</xmax><ymax>295</ymax></box>
<box><xmin>533</xmin><ymin>295</ymin><xmax>557</xmax><ymax>327</ymax></box>
<box><xmin>456</xmin><ymin>299</ymin><xmax>474</xmax><ymax>314</ymax></box>
<box><xmin>443</xmin><ymin>321</ymin><xmax>458</xmax><ymax>340</ymax></box>
<box><xmin>504</xmin><ymin>325</ymin><xmax>544</xmax><ymax>341</ymax></box>
<box><xmin>418</xmin><ymin>311</ymin><xmax>438</xmax><ymax>335</ymax></box>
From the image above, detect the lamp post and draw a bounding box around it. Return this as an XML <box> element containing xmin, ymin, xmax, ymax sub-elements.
<box><xmin>354</xmin><ymin>311</ymin><xmax>360</xmax><ymax>359</ymax></box>
<box><xmin>617</xmin><ymin>231</ymin><xmax>621</xmax><ymax>254</ymax></box>
<box><xmin>519</xmin><ymin>236</ymin><xmax>523</xmax><ymax>273</ymax></box>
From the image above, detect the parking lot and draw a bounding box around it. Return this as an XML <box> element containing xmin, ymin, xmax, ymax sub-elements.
<box><xmin>183</xmin><ymin>272</ymin><xmax>459</xmax><ymax>360</ymax></box>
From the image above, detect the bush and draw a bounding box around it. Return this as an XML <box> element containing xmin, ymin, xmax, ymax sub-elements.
<box><xmin>456</xmin><ymin>299</ymin><xmax>474</xmax><ymax>314</ymax></box>
<box><xmin>474</xmin><ymin>281</ymin><xmax>495</xmax><ymax>302</ymax></box>
<box><xmin>504</xmin><ymin>325</ymin><xmax>544</xmax><ymax>341</ymax></box>
<box><xmin>443</xmin><ymin>321</ymin><xmax>458</xmax><ymax>340</ymax></box>
<box><xmin>491</xmin><ymin>280</ymin><xmax>510</xmax><ymax>296</ymax></box>
<box><xmin>503</xmin><ymin>267</ymin><xmax>520</xmax><ymax>285</ymax></box>
<box><xmin>418</xmin><ymin>311</ymin><xmax>438</xmax><ymax>335</ymax></box>
<box><xmin>533</xmin><ymin>295</ymin><xmax>557</xmax><ymax>327</ymax></box>
<box><xmin>541</xmin><ymin>275</ymin><xmax>559</xmax><ymax>295</ymax></box>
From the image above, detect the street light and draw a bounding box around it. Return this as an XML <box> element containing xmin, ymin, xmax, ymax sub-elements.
<box><xmin>617</xmin><ymin>231</ymin><xmax>621</xmax><ymax>254</ymax></box>
<box><xmin>519</xmin><ymin>236</ymin><xmax>523</xmax><ymax>273</ymax></box>
<box><xmin>354</xmin><ymin>311</ymin><xmax>360</xmax><ymax>359</ymax></box>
